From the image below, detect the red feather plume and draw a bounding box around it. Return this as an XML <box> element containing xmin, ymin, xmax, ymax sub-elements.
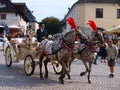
<box><xmin>66</xmin><ymin>17</ymin><xmax>76</xmax><ymax>29</ymax></box>
<box><xmin>87</xmin><ymin>20</ymin><xmax>97</xmax><ymax>31</ymax></box>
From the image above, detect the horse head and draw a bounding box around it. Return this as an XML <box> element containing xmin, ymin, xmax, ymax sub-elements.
<box><xmin>94</xmin><ymin>30</ymin><xmax>104</xmax><ymax>44</ymax></box>
<box><xmin>62</xmin><ymin>29</ymin><xmax>78</xmax><ymax>44</ymax></box>
<box><xmin>78</xmin><ymin>27</ymin><xmax>104</xmax><ymax>45</ymax></box>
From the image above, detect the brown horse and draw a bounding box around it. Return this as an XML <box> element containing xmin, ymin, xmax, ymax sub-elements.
<box><xmin>66</xmin><ymin>27</ymin><xmax>104</xmax><ymax>83</ymax></box>
<box><xmin>39</xmin><ymin>29</ymin><xmax>82</xmax><ymax>84</ymax></box>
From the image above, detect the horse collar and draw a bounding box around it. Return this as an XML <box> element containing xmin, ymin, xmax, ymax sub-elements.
<box><xmin>62</xmin><ymin>38</ymin><xmax>75</xmax><ymax>51</ymax></box>
<box><xmin>88</xmin><ymin>45</ymin><xmax>97</xmax><ymax>52</ymax></box>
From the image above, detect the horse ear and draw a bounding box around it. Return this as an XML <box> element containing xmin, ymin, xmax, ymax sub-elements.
<box><xmin>87</xmin><ymin>20</ymin><xmax>97</xmax><ymax>31</ymax></box>
<box><xmin>66</xmin><ymin>17</ymin><xmax>76</xmax><ymax>29</ymax></box>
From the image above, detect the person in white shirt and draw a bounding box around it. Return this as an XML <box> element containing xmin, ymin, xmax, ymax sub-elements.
<box><xmin>106</xmin><ymin>40</ymin><xmax>118</xmax><ymax>78</ymax></box>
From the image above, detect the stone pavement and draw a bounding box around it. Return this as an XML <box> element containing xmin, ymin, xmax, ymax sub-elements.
<box><xmin>0</xmin><ymin>51</ymin><xmax>120</xmax><ymax>90</ymax></box>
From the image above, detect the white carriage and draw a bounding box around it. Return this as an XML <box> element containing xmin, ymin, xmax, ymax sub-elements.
<box><xmin>4</xmin><ymin>36</ymin><xmax>62</xmax><ymax>75</ymax></box>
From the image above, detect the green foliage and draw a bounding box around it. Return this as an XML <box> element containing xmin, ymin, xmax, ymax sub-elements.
<box><xmin>41</xmin><ymin>17</ymin><xmax>63</xmax><ymax>35</ymax></box>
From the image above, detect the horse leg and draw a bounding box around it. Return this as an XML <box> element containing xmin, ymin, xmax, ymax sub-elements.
<box><xmin>80</xmin><ymin>61</ymin><xmax>88</xmax><ymax>76</ymax></box>
<box><xmin>87</xmin><ymin>61</ymin><xmax>92</xmax><ymax>83</ymax></box>
<box><xmin>66</xmin><ymin>61</ymin><xmax>71</xmax><ymax>79</ymax></box>
<box><xmin>66</xmin><ymin>56</ymin><xmax>74</xmax><ymax>79</ymax></box>
<box><xmin>65</xmin><ymin>60</ymin><xmax>71</xmax><ymax>79</ymax></box>
<box><xmin>59</xmin><ymin>61</ymin><xmax>66</xmax><ymax>84</ymax></box>
<box><xmin>39</xmin><ymin>55</ymin><xmax>44</xmax><ymax>79</ymax></box>
<box><xmin>44</xmin><ymin>58</ymin><xmax>50</xmax><ymax>79</ymax></box>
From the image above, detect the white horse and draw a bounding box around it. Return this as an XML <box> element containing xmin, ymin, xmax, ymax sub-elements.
<box><xmin>66</xmin><ymin>26</ymin><xmax>104</xmax><ymax>83</ymax></box>
<box><xmin>39</xmin><ymin>29</ymin><xmax>81</xmax><ymax>84</ymax></box>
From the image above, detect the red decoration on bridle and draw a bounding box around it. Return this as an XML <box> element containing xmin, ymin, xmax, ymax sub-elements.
<box><xmin>66</xmin><ymin>17</ymin><xmax>76</xmax><ymax>29</ymax></box>
<box><xmin>87</xmin><ymin>20</ymin><xmax>97</xmax><ymax>31</ymax></box>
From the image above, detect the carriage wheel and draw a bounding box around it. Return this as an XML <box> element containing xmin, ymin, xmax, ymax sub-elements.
<box><xmin>5</xmin><ymin>46</ymin><xmax>12</xmax><ymax>67</ymax></box>
<box><xmin>53</xmin><ymin>61</ymin><xmax>62</xmax><ymax>74</ymax></box>
<box><xmin>24</xmin><ymin>55</ymin><xmax>35</xmax><ymax>76</ymax></box>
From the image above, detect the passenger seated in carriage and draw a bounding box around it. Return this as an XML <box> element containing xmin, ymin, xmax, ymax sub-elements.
<box><xmin>19</xmin><ymin>35</ymin><xmax>39</xmax><ymax>50</ymax></box>
<box><xmin>10</xmin><ymin>34</ymin><xmax>25</xmax><ymax>51</ymax></box>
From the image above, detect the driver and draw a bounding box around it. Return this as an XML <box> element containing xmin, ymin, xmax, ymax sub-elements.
<box><xmin>36</xmin><ymin>23</ymin><xmax>48</xmax><ymax>42</ymax></box>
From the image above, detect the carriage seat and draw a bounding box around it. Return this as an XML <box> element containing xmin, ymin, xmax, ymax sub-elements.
<box><xmin>10</xmin><ymin>38</ymin><xmax>25</xmax><ymax>52</ymax></box>
<box><xmin>23</xmin><ymin>36</ymin><xmax>39</xmax><ymax>50</ymax></box>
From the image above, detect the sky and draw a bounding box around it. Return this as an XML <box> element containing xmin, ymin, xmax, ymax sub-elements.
<box><xmin>12</xmin><ymin>0</ymin><xmax>78</xmax><ymax>22</ymax></box>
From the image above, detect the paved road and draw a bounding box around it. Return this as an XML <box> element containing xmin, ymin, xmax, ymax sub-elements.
<box><xmin>0</xmin><ymin>52</ymin><xmax>120</xmax><ymax>90</ymax></box>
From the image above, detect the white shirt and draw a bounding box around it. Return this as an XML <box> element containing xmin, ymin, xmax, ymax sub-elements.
<box><xmin>106</xmin><ymin>44</ymin><xmax>118</xmax><ymax>59</ymax></box>
<box><xmin>15</xmin><ymin>38</ymin><xmax>23</xmax><ymax>44</ymax></box>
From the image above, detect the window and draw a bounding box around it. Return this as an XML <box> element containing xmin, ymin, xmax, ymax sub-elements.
<box><xmin>117</xmin><ymin>9</ymin><xmax>120</xmax><ymax>18</ymax></box>
<box><xmin>1</xmin><ymin>14</ymin><xmax>6</xmax><ymax>19</ymax></box>
<box><xmin>96</xmin><ymin>8</ymin><xmax>103</xmax><ymax>18</ymax></box>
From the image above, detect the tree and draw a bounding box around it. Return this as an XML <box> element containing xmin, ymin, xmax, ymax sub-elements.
<box><xmin>41</xmin><ymin>17</ymin><xmax>63</xmax><ymax>35</ymax></box>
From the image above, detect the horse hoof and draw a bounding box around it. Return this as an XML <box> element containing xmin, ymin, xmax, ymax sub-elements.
<box><xmin>59</xmin><ymin>79</ymin><xmax>64</xmax><ymax>84</ymax></box>
<box><xmin>68</xmin><ymin>77</ymin><xmax>71</xmax><ymax>79</ymax></box>
<box><xmin>88</xmin><ymin>80</ymin><xmax>91</xmax><ymax>83</ymax></box>
<box><xmin>40</xmin><ymin>77</ymin><xmax>44</xmax><ymax>80</ymax></box>
<box><xmin>80</xmin><ymin>72</ymin><xmax>85</xmax><ymax>76</ymax></box>
<box><xmin>40</xmin><ymin>76</ymin><xmax>44</xmax><ymax>80</ymax></box>
<box><xmin>44</xmin><ymin>75</ymin><xmax>48</xmax><ymax>79</ymax></box>
<box><xmin>60</xmin><ymin>80</ymin><xmax>64</xmax><ymax>84</ymax></box>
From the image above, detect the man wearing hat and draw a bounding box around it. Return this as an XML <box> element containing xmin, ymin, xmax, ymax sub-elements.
<box><xmin>37</xmin><ymin>23</ymin><xmax>48</xmax><ymax>42</ymax></box>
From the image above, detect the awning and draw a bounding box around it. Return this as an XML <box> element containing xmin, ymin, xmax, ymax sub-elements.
<box><xmin>103</xmin><ymin>25</ymin><xmax>120</xmax><ymax>34</ymax></box>
<box><xmin>9</xmin><ymin>25</ymin><xmax>21</xmax><ymax>29</ymax></box>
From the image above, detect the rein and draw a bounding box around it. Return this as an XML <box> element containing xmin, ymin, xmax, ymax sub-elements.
<box><xmin>87</xmin><ymin>41</ymin><xmax>98</xmax><ymax>52</ymax></box>
<box><xmin>88</xmin><ymin>45</ymin><xmax>97</xmax><ymax>52</ymax></box>
<box><xmin>62</xmin><ymin>38</ymin><xmax>75</xmax><ymax>51</ymax></box>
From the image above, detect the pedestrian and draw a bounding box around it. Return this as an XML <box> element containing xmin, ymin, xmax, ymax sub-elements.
<box><xmin>118</xmin><ymin>45</ymin><xmax>120</xmax><ymax>58</ymax></box>
<box><xmin>100</xmin><ymin>43</ymin><xmax>107</xmax><ymax>63</ymax></box>
<box><xmin>36</xmin><ymin>22</ymin><xmax>48</xmax><ymax>42</ymax></box>
<box><xmin>93</xmin><ymin>47</ymin><xmax>100</xmax><ymax>65</ymax></box>
<box><xmin>106</xmin><ymin>40</ymin><xmax>118</xmax><ymax>78</ymax></box>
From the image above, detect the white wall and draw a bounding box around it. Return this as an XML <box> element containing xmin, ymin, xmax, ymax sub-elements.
<box><xmin>0</xmin><ymin>12</ymin><xmax>27</xmax><ymax>34</ymax></box>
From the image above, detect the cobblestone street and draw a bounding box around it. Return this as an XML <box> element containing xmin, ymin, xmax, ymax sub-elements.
<box><xmin>0</xmin><ymin>52</ymin><xmax>120</xmax><ymax>90</ymax></box>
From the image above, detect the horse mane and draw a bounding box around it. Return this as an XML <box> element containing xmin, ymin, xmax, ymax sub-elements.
<box><xmin>80</xmin><ymin>26</ymin><xmax>93</xmax><ymax>38</ymax></box>
<box><xmin>63</xmin><ymin>30</ymin><xmax>75</xmax><ymax>37</ymax></box>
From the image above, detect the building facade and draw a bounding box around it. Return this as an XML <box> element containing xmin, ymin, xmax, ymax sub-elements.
<box><xmin>0</xmin><ymin>0</ymin><xmax>38</xmax><ymax>35</ymax></box>
<box><xmin>65</xmin><ymin>0</ymin><xmax>120</xmax><ymax>30</ymax></box>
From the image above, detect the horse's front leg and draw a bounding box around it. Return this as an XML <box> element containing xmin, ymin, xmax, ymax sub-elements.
<box><xmin>87</xmin><ymin>61</ymin><xmax>93</xmax><ymax>83</ymax></box>
<box><xmin>59</xmin><ymin>61</ymin><xmax>66</xmax><ymax>84</ymax></box>
<box><xmin>39</xmin><ymin>55</ymin><xmax>44</xmax><ymax>79</ymax></box>
<box><xmin>44</xmin><ymin>58</ymin><xmax>50</xmax><ymax>79</ymax></box>
<box><xmin>80</xmin><ymin>61</ymin><xmax>88</xmax><ymax>76</ymax></box>
<box><xmin>66</xmin><ymin>56</ymin><xmax>74</xmax><ymax>79</ymax></box>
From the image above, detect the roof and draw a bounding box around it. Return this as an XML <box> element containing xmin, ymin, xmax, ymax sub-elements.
<box><xmin>77</xmin><ymin>0</ymin><xmax>120</xmax><ymax>4</ymax></box>
<box><xmin>0</xmin><ymin>0</ymin><xmax>37</xmax><ymax>22</ymax></box>
<box><xmin>25</xmin><ymin>9</ymin><xmax>37</xmax><ymax>22</ymax></box>
<box><xmin>13</xmin><ymin>3</ymin><xmax>37</xmax><ymax>22</ymax></box>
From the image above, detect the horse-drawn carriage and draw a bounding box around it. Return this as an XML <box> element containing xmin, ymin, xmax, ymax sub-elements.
<box><xmin>3</xmin><ymin>18</ymin><xmax>105</xmax><ymax>84</ymax></box>
<box><xmin>4</xmin><ymin>36</ymin><xmax>63</xmax><ymax>75</ymax></box>
<box><xmin>2</xmin><ymin>24</ymin><xmax>62</xmax><ymax>76</ymax></box>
